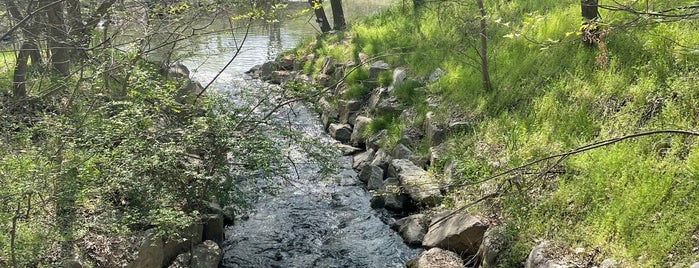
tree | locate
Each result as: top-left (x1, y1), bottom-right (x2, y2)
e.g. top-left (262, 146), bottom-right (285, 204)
top-left (475, 0), bottom-right (491, 91)
top-left (329, 0), bottom-right (346, 30)
top-left (581, 0), bottom-right (599, 45)
top-left (309, 0), bottom-right (331, 33)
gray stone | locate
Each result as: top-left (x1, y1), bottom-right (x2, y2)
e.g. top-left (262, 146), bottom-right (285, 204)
top-left (338, 100), bottom-right (362, 125)
top-left (222, 205), bottom-right (236, 225)
top-left (479, 225), bottom-right (505, 267)
top-left (425, 112), bottom-right (447, 146)
top-left (328, 123), bottom-right (352, 144)
top-left (61, 259), bottom-right (82, 268)
top-left (359, 165), bottom-right (383, 185)
top-left (370, 148), bottom-right (392, 170)
top-left (335, 143), bottom-right (362, 156)
top-left (128, 230), bottom-right (165, 268)
top-left (352, 148), bottom-right (375, 170)
top-left (376, 96), bottom-right (402, 114)
top-left (168, 62), bottom-right (190, 79)
top-left (399, 126), bottom-right (423, 148)
top-left (260, 61), bottom-right (279, 79)
top-left (390, 214), bottom-right (427, 246)
top-left (412, 248), bottom-right (464, 268)
top-left (428, 67), bottom-right (444, 83)
top-left (370, 195), bottom-right (385, 209)
top-left (448, 121), bottom-right (472, 134)
top-left (599, 259), bottom-right (619, 268)
top-left (321, 110), bottom-right (339, 131)
top-left (314, 73), bottom-right (332, 87)
top-left (383, 177), bottom-right (406, 211)
top-left (389, 159), bottom-right (442, 207)
top-left (366, 129), bottom-right (388, 151)
top-left (368, 87), bottom-right (389, 110)
top-left (429, 144), bottom-right (447, 166)
top-left (162, 222), bottom-right (204, 265)
top-left (203, 214), bottom-right (224, 246)
top-left (319, 56), bottom-right (336, 75)
top-left (278, 54), bottom-right (295, 70)
top-left (168, 252), bottom-right (191, 268)
top-left (392, 68), bottom-right (408, 87)
top-left (369, 60), bottom-right (390, 79)
top-left (350, 116), bottom-right (373, 147)
top-left (525, 241), bottom-right (566, 268)
top-left (423, 213), bottom-right (487, 256)
top-left (268, 70), bottom-right (296, 84)
top-left (392, 143), bottom-right (414, 160)
top-left (190, 240), bottom-right (222, 268)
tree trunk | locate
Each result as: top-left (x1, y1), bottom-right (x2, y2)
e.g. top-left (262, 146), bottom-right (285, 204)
top-left (412, 0), bottom-right (425, 9)
top-left (476, 0), bottom-right (491, 91)
top-left (308, 0), bottom-right (331, 33)
top-left (329, 0), bottom-right (346, 30)
top-left (12, 43), bottom-right (31, 99)
top-left (44, 0), bottom-right (70, 76)
top-left (581, 0), bottom-right (599, 45)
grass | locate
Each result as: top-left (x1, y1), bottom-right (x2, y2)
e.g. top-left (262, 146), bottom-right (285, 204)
top-left (296, 0), bottom-right (699, 266)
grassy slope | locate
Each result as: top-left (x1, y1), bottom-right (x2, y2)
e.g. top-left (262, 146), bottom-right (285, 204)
top-left (296, 0), bottom-right (699, 266)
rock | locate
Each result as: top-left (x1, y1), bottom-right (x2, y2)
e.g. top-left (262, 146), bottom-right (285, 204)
top-left (61, 259), bottom-right (82, 268)
top-left (359, 164), bottom-right (383, 184)
top-left (428, 67), bottom-right (444, 83)
top-left (268, 70), bottom-right (296, 84)
top-left (377, 96), bottom-right (402, 114)
top-left (168, 252), bottom-right (191, 268)
top-left (392, 68), bottom-right (408, 87)
top-left (525, 241), bottom-right (566, 268)
top-left (320, 56), bottom-right (336, 75)
top-left (350, 116), bottom-right (373, 147)
top-left (370, 148), bottom-right (392, 170)
top-left (389, 159), bottom-right (442, 207)
top-left (162, 222), bottom-right (204, 265)
top-left (599, 259), bottom-right (619, 268)
top-left (400, 126), bottom-right (423, 148)
top-left (297, 53), bottom-right (316, 71)
top-left (390, 214), bottom-right (427, 246)
top-left (338, 100), bottom-right (362, 125)
top-left (392, 143), bottom-right (414, 160)
top-left (352, 148), bottom-right (375, 170)
top-left (366, 129), bottom-right (388, 151)
top-left (202, 214), bottom-right (224, 246)
top-left (190, 240), bottom-right (222, 268)
top-left (425, 112), bottom-right (447, 146)
top-left (167, 62), bottom-right (190, 79)
top-left (328, 123), bottom-right (353, 144)
top-left (314, 73), bottom-right (332, 87)
top-left (413, 248), bottom-right (464, 268)
top-left (260, 61), bottom-right (279, 79)
top-left (368, 87), bottom-right (389, 110)
top-left (278, 54), bottom-right (295, 70)
top-left (479, 225), bottom-right (505, 267)
top-left (383, 177), bottom-right (407, 211)
top-left (423, 213), bottom-right (487, 256)
top-left (321, 110), bottom-right (339, 131)
top-left (358, 53), bottom-right (370, 65)
top-left (335, 143), bottom-right (362, 156)
top-left (129, 230), bottom-right (165, 268)
top-left (366, 167), bottom-right (385, 191)
top-left (429, 144), bottom-right (447, 166)
top-left (448, 121), bottom-right (472, 134)
top-left (369, 60), bottom-right (390, 79)
top-left (370, 195), bottom-right (385, 209)
top-left (222, 205), bottom-right (236, 225)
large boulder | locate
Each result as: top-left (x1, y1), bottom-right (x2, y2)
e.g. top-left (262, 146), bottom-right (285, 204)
top-left (382, 177), bottom-right (409, 212)
top-left (370, 148), bottom-right (392, 170)
top-left (350, 116), bottom-right (373, 147)
top-left (479, 225), bottom-right (505, 267)
top-left (190, 240), bottom-right (222, 268)
top-left (525, 241), bottom-right (566, 268)
top-left (390, 214), bottom-right (428, 246)
top-left (338, 100), bottom-right (362, 125)
top-left (129, 230), bottom-right (165, 268)
top-left (388, 159), bottom-right (442, 207)
top-left (162, 222), bottom-right (204, 265)
top-left (167, 62), bottom-right (190, 79)
top-left (328, 123), bottom-right (353, 144)
top-left (352, 148), bottom-right (375, 170)
top-left (366, 129), bottom-right (388, 151)
top-left (422, 213), bottom-right (487, 256)
top-left (358, 165), bottom-right (383, 186)
top-left (408, 248), bottom-right (464, 268)
top-left (424, 112), bottom-right (447, 146)
top-left (392, 143), bottom-right (414, 160)
top-left (202, 214), bottom-right (224, 246)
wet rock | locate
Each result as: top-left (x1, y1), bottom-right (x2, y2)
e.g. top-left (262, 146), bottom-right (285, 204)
top-left (369, 61), bottom-right (390, 79)
top-left (389, 159), bottom-right (442, 207)
top-left (202, 214), bottom-right (224, 246)
top-left (479, 225), bottom-right (505, 267)
top-left (370, 194), bottom-right (386, 209)
top-left (359, 165), bottom-right (384, 186)
top-left (370, 148), bottom-right (392, 170)
top-left (392, 143), bottom-right (414, 160)
top-left (320, 56), bottom-right (336, 75)
top-left (525, 241), bottom-right (566, 268)
top-left (428, 67), bottom-right (444, 83)
top-left (260, 61), bottom-right (280, 79)
top-left (268, 70), bottom-right (297, 84)
top-left (191, 240), bottom-right (222, 268)
top-left (425, 112), bottom-right (447, 146)
top-left (392, 68), bottom-right (408, 87)
top-left (423, 213), bottom-right (487, 256)
top-left (350, 116), bottom-right (373, 147)
top-left (328, 123), bottom-right (352, 144)
top-left (352, 148), bottom-right (375, 170)
top-left (390, 214), bottom-right (427, 246)
top-left (411, 248), bottom-right (464, 268)
top-left (366, 129), bottom-right (388, 151)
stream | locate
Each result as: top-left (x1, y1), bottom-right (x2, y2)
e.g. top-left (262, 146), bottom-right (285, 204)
top-left (178, 2), bottom-right (420, 267)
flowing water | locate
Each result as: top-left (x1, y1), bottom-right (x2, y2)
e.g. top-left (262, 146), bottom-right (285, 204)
top-left (178, 2), bottom-right (420, 267)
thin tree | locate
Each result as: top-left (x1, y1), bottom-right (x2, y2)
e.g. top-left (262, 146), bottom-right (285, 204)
top-left (581, 0), bottom-right (599, 45)
top-left (475, 0), bottom-right (491, 91)
top-left (309, 0), bottom-right (331, 33)
top-left (329, 0), bottom-right (346, 30)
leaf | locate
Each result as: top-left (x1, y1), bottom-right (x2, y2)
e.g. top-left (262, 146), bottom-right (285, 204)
top-left (503, 33), bottom-right (516, 39)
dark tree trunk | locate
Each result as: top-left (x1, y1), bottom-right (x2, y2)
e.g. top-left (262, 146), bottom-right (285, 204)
top-left (4, 0), bottom-right (42, 65)
top-left (12, 43), bottom-right (31, 99)
top-left (329, 0), bottom-right (346, 30)
top-left (412, 0), bottom-right (425, 9)
top-left (581, 0), bottom-right (599, 45)
top-left (476, 0), bottom-right (491, 91)
top-left (308, 0), bottom-right (331, 33)
top-left (44, 0), bottom-right (71, 76)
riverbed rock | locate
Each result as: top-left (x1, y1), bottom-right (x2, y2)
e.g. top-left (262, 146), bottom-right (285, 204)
top-left (479, 225), bottom-right (505, 267)
top-left (366, 129), bottom-right (388, 151)
top-left (335, 144), bottom-right (362, 156)
top-left (525, 241), bottom-right (566, 268)
top-left (369, 60), bottom-right (390, 79)
top-left (352, 148), bottom-right (375, 170)
top-left (390, 214), bottom-right (427, 246)
top-left (423, 213), bottom-right (487, 256)
top-left (162, 222), bottom-right (204, 265)
top-left (260, 61), bottom-right (280, 79)
top-left (222, 205), bottom-right (236, 225)
top-left (328, 123), bottom-right (352, 144)
top-left (383, 177), bottom-right (408, 211)
top-left (392, 143), bottom-right (414, 160)
top-left (190, 240), bottom-right (222, 268)
top-left (350, 116), bottom-right (373, 147)
top-left (359, 164), bottom-right (383, 185)
top-left (410, 248), bottom-right (464, 268)
top-left (129, 230), bottom-right (164, 268)
top-left (388, 159), bottom-right (442, 207)
top-left (370, 148), bottom-right (392, 170)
